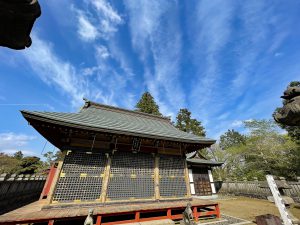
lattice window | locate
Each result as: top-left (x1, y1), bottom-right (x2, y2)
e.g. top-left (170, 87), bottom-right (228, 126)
top-left (158, 155), bottom-right (187, 198)
top-left (107, 152), bottom-right (155, 200)
top-left (52, 151), bottom-right (107, 203)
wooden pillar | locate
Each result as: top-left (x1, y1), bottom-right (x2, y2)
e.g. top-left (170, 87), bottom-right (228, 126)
top-left (167, 209), bottom-right (171, 219)
top-left (48, 220), bottom-right (54, 225)
top-left (193, 207), bottom-right (198, 222)
top-left (154, 155), bottom-right (160, 200)
top-left (96, 215), bottom-right (102, 225)
top-left (100, 155), bottom-right (112, 203)
top-left (184, 161), bottom-right (191, 197)
top-left (216, 204), bottom-right (221, 218)
top-left (47, 160), bottom-right (63, 204)
top-left (135, 212), bottom-right (140, 222)
top-left (40, 163), bottom-right (57, 200)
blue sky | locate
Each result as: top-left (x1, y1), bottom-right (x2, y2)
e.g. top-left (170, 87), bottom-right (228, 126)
top-left (0, 0), bottom-right (299, 158)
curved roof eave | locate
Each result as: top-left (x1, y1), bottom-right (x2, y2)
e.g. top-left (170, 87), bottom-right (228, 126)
top-left (21, 110), bottom-right (216, 145)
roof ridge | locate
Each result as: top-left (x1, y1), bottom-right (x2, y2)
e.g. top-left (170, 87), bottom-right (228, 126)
top-left (82, 98), bottom-right (172, 122)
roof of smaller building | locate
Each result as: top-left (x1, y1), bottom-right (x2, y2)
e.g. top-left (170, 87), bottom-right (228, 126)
top-left (186, 158), bottom-right (223, 166)
top-left (21, 99), bottom-right (216, 145)
top-left (186, 151), bottom-right (197, 159)
top-left (186, 151), bottom-right (223, 166)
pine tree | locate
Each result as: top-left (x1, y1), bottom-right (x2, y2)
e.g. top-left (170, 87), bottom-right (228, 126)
top-left (135, 92), bottom-right (162, 116)
top-left (175, 108), bottom-right (206, 136)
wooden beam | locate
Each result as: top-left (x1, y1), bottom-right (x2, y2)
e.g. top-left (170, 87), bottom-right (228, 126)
top-left (135, 212), bottom-right (140, 222)
top-left (96, 215), bottom-right (102, 225)
top-left (216, 204), bottom-right (221, 218)
top-left (193, 207), bottom-right (198, 222)
top-left (100, 155), bottom-right (112, 203)
top-left (154, 155), bottom-right (160, 200)
top-left (184, 160), bottom-right (192, 198)
top-left (47, 160), bottom-right (63, 204)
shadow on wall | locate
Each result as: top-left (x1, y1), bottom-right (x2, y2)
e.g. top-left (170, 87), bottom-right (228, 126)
top-left (0, 173), bottom-right (46, 215)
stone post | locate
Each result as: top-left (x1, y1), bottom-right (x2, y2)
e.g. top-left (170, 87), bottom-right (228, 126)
top-left (243, 177), bottom-right (248, 196)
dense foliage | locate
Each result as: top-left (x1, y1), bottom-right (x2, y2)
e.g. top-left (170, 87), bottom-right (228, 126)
top-left (135, 92), bottom-right (162, 116)
top-left (175, 108), bottom-right (206, 136)
top-left (219, 129), bottom-right (246, 150)
top-left (0, 150), bottom-right (63, 175)
top-left (207, 119), bottom-right (299, 180)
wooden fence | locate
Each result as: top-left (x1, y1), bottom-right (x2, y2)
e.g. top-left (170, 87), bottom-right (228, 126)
top-left (217, 177), bottom-right (300, 203)
top-left (0, 173), bottom-right (46, 215)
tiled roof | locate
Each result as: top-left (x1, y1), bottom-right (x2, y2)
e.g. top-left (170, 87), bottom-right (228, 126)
top-left (186, 158), bottom-right (223, 166)
top-left (21, 99), bottom-right (215, 144)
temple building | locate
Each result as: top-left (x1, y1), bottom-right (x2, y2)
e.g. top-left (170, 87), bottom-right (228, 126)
top-left (0, 99), bottom-right (222, 224)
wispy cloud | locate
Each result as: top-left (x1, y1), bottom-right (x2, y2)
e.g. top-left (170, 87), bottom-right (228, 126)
top-left (231, 120), bottom-right (243, 128)
top-left (22, 34), bottom-right (91, 107)
top-left (0, 132), bottom-right (36, 155)
top-left (21, 34), bottom-right (125, 108)
top-left (75, 0), bottom-right (123, 42)
top-left (96, 45), bottom-right (110, 59)
top-left (125, 1), bottom-right (185, 117)
top-left (189, 0), bottom-right (235, 113)
top-left (1, 149), bottom-right (38, 156)
top-left (77, 12), bottom-right (98, 41)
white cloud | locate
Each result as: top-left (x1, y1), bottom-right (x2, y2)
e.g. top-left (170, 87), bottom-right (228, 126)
top-left (22, 34), bottom-right (93, 107)
top-left (81, 66), bottom-right (101, 76)
top-left (77, 12), bottom-right (98, 41)
top-left (1, 149), bottom-right (38, 156)
top-left (75, 0), bottom-right (123, 42)
top-left (125, 1), bottom-right (186, 115)
top-left (0, 132), bottom-right (35, 152)
top-left (91, 0), bottom-right (122, 24)
top-left (231, 120), bottom-right (243, 127)
top-left (95, 45), bottom-right (110, 59)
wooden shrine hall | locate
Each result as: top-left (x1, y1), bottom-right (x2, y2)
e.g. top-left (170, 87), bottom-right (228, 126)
top-left (0, 99), bottom-right (221, 225)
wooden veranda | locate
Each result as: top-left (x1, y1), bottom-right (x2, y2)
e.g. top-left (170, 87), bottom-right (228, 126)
top-left (0, 198), bottom-right (220, 225)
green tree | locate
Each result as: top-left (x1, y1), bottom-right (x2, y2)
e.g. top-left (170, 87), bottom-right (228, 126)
top-left (215, 119), bottom-right (299, 180)
top-left (219, 129), bottom-right (246, 150)
top-left (242, 119), bottom-right (298, 179)
top-left (0, 153), bottom-right (20, 174)
top-left (175, 108), bottom-right (206, 136)
top-left (17, 156), bottom-right (42, 174)
top-left (135, 92), bottom-right (162, 116)
top-left (13, 151), bottom-right (23, 160)
top-left (43, 151), bottom-right (64, 166)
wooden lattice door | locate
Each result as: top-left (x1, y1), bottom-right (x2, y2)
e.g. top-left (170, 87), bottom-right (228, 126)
top-left (192, 167), bottom-right (212, 196)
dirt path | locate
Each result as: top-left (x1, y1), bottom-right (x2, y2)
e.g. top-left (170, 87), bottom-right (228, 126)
top-left (218, 196), bottom-right (300, 224)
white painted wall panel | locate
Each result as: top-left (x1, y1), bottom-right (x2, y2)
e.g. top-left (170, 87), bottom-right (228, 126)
top-left (208, 169), bottom-right (216, 194)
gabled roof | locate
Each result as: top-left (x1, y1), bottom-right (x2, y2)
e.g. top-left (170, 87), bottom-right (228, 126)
top-left (186, 158), bottom-right (223, 166)
top-left (186, 151), bottom-right (223, 166)
top-left (21, 99), bottom-right (216, 145)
